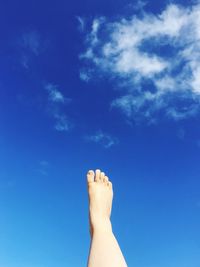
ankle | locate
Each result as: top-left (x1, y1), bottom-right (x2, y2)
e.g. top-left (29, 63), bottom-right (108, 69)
top-left (91, 217), bottom-right (112, 234)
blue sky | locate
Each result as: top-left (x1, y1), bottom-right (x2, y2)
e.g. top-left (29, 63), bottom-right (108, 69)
top-left (0, 0), bottom-right (200, 266)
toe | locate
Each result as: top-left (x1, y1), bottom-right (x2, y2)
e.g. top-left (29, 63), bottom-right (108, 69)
top-left (108, 181), bottom-right (112, 189)
top-left (100, 172), bottom-right (105, 182)
top-left (104, 175), bottom-right (109, 183)
top-left (95, 169), bottom-right (101, 182)
top-left (87, 170), bottom-right (95, 183)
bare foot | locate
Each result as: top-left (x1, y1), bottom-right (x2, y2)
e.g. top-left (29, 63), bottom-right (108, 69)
top-left (87, 169), bottom-right (113, 236)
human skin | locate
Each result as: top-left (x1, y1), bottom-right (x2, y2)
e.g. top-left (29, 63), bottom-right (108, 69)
top-left (87, 169), bottom-right (128, 267)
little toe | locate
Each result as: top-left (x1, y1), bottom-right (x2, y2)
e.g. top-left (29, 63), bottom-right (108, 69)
top-left (108, 181), bottom-right (113, 189)
top-left (95, 169), bottom-right (101, 182)
top-left (87, 170), bottom-right (95, 183)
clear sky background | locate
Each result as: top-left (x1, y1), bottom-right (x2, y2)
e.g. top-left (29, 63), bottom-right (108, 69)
top-left (0, 0), bottom-right (200, 266)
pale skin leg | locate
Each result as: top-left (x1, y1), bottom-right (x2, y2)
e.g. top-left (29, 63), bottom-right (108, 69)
top-left (87, 169), bottom-right (128, 267)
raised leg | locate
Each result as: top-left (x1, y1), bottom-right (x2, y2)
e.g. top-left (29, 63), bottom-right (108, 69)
top-left (87, 169), bottom-right (128, 267)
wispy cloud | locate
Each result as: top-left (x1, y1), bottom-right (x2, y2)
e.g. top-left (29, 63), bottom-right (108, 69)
top-left (85, 130), bottom-right (118, 148)
top-left (20, 54), bottom-right (29, 69)
top-left (54, 114), bottom-right (71, 131)
top-left (125, 0), bottom-right (147, 13)
top-left (81, 3), bottom-right (200, 122)
top-left (134, 0), bottom-right (147, 10)
top-left (76, 16), bottom-right (86, 32)
top-left (45, 83), bottom-right (72, 131)
top-left (79, 69), bottom-right (92, 82)
top-left (18, 30), bottom-right (47, 69)
top-left (20, 31), bottom-right (41, 55)
top-left (45, 83), bottom-right (67, 103)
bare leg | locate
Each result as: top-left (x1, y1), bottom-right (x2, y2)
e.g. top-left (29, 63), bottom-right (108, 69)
top-left (87, 169), bottom-right (128, 267)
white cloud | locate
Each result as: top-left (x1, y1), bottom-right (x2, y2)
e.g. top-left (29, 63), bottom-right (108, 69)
top-left (114, 49), bottom-right (168, 77)
top-left (90, 17), bottom-right (105, 46)
top-left (44, 83), bottom-right (72, 131)
top-left (166, 104), bottom-right (199, 120)
top-left (54, 114), bottom-right (72, 131)
top-left (76, 16), bottom-right (86, 32)
top-left (85, 131), bottom-right (118, 148)
top-left (45, 83), bottom-right (67, 103)
top-left (81, 3), bottom-right (200, 121)
top-left (80, 69), bottom-right (91, 82)
top-left (132, 0), bottom-right (147, 11)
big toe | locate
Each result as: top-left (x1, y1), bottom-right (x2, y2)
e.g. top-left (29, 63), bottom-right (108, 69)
top-left (87, 170), bottom-right (95, 183)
